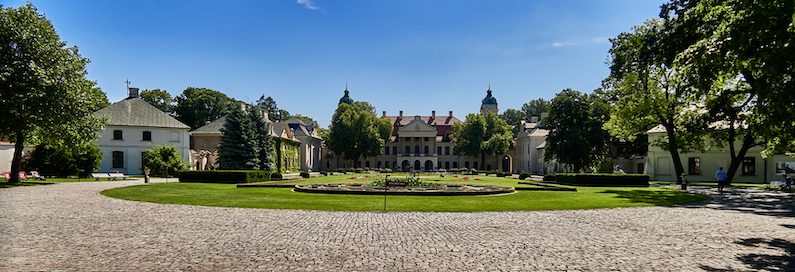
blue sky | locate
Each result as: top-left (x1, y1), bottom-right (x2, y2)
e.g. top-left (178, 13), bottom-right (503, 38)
top-left (7, 0), bottom-right (663, 127)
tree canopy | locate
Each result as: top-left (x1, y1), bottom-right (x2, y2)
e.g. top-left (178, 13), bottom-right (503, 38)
top-left (218, 105), bottom-right (260, 170)
top-left (256, 95), bottom-right (290, 122)
top-left (327, 101), bottom-right (392, 162)
top-left (521, 98), bottom-right (551, 123)
top-left (142, 145), bottom-right (187, 177)
top-left (499, 108), bottom-right (525, 137)
top-left (452, 112), bottom-right (513, 170)
top-left (173, 87), bottom-right (237, 129)
top-left (140, 89), bottom-right (173, 112)
top-left (0, 3), bottom-right (108, 182)
top-left (545, 89), bottom-right (611, 172)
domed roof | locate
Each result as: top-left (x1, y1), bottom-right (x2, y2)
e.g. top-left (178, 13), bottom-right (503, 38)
top-left (481, 89), bottom-right (497, 105)
top-left (338, 89), bottom-right (353, 105)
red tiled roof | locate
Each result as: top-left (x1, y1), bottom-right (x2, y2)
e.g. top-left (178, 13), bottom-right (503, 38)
top-left (385, 115), bottom-right (461, 126)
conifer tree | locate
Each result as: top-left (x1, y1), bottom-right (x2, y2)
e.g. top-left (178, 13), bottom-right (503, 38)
top-left (249, 107), bottom-right (275, 171)
top-left (218, 106), bottom-right (260, 169)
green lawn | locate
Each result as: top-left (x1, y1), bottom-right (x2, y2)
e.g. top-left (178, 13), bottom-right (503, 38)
top-left (101, 174), bottom-right (707, 212)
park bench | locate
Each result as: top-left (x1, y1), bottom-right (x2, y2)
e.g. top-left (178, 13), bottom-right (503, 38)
top-left (91, 173), bottom-right (111, 181)
top-left (108, 172), bottom-right (128, 180)
top-left (29, 171), bottom-right (46, 180)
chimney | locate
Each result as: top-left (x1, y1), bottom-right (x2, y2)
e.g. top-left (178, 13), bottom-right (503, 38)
top-left (260, 109), bottom-right (270, 121)
top-left (239, 102), bottom-right (247, 111)
top-left (431, 110), bottom-right (436, 119)
top-left (399, 110), bottom-right (403, 118)
top-left (128, 87), bottom-right (139, 98)
top-left (382, 111), bottom-right (386, 118)
top-left (448, 110), bottom-right (453, 117)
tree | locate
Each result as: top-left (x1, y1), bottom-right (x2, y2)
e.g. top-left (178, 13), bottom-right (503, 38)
top-left (604, 19), bottom-right (705, 183)
top-left (0, 3), bottom-right (108, 183)
top-left (452, 112), bottom-right (513, 169)
top-left (142, 145), bottom-right (187, 177)
top-left (660, 0), bottom-right (795, 183)
top-left (290, 114), bottom-right (315, 124)
top-left (521, 98), bottom-right (551, 123)
top-left (327, 102), bottom-right (389, 163)
top-left (256, 95), bottom-right (290, 122)
top-left (545, 89), bottom-right (611, 172)
top-left (140, 89), bottom-right (173, 112)
top-left (499, 108), bottom-right (525, 137)
top-left (27, 143), bottom-right (102, 178)
top-left (173, 87), bottom-right (237, 129)
top-left (218, 106), bottom-right (260, 169)
top-left (248, 106), bottom-right (274, 171)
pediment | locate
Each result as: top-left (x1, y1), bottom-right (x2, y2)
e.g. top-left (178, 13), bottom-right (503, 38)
top-left (398, 116), bottom-right (436, 133)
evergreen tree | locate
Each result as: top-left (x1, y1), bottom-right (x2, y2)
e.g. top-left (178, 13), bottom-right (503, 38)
top-left (218, 106), bottom-right (260, 170)
top-left (249, 107), bottom-right (275, 171)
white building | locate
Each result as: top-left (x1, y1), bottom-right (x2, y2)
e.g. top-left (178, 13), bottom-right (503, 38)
top-left (644, 125), bottom-right (793, 183)
top-left (93, 88), bottom-right (190, 175)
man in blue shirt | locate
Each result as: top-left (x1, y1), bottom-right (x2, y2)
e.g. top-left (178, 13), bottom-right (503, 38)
top-left (715, 167), bottom-right (727, 193)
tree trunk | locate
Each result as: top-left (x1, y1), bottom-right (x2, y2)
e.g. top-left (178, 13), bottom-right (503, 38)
top-left (480, 152), bottom-right (485, 170)
top-left (725, 133), bottom-right (755, 185)
top-left (664, 125), bottom-right (685, 184)
top-left (8, 131), bottom-right (25, 184)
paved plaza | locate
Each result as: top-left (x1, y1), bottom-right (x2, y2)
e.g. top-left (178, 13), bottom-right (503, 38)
top-left (1, 180), bottom-right (794, 271)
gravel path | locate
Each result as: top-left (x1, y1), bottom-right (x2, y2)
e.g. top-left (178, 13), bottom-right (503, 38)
top-left (1, 181), bottom-right (793, 271)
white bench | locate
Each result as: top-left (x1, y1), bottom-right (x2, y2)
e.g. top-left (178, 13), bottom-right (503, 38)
top-left (108, 172), bottom-right (128, 180)
top-left (768, 180), bottom-right (788, 188)
top-left (91, 173), bottom-right (110, 180)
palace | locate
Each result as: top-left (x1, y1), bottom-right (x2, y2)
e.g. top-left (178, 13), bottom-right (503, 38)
top-left (324, 88), bottom-right (530, 172)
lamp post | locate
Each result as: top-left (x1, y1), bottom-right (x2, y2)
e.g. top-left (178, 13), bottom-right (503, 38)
top-left (383, 175), bottom-right (389, 213)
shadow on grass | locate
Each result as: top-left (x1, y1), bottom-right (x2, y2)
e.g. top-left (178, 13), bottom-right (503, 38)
top-left (601, 190), bottom-right (707, 206)
top-left (700, 236), bottom-right (795, 271)
top-left (0, 181), bottom-right (54, 188)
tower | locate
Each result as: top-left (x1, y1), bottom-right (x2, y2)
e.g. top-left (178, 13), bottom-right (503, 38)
top-left (338, 86), bottom-right (354, 105)
top-left (480, 86), bottom-right (498, 114)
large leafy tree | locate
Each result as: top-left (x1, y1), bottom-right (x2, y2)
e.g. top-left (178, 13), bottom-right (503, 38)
top-left (660, 0), bottom-right (795, 183)
top-left (173, 87), bottom-right (237, 129)
top-left (452, 112), bottom-right (513, 170)
top-left (545, 89), bottom-right (612, 172)
top-left (499, 108), bottom-right (525, 137)
top-left (27, 143), bottom-right (102, 178)
top-left (604, 19), bottom-right (705, 182)
top-left (327, 102), bottom-right (391, 162)
top-left (0, 3), bottom-right (108, 183)
top-left (140, 89), bottom-right (173, 112)
top-left (218, 106), bottom-right (260, 170)
top-left (256, 95), bottom-right (290, 122)
top-left (521, 98), bottom-right (551, 123)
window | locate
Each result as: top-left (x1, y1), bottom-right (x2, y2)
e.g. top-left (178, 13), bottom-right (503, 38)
top-left (377, 161), bottom-right (382, 168)
top-left (445, 146), bottom-right (450, 155)
top-left (392, 146), bottom-right (397, 155)
top-left (414, 145), bottom-right (420, 154)
top-left (112, 151), bottom-right (124, 169)
top-left (142, 131), bottom-right (152, 141)
top-left (385, 161), bottom-right (390, 168)
top-left (445, 162), bottom-right (450, 169)
top-left (113, 130), bottom-right (123, 140)
top-left (405, 146), bottom-right (410, 154)
top-left (384, 146), bottom-right (389, 155)
top-left (365, 161), bottom-right (370, 168)
top-left (424, 146), bottom-right (429, 154)
top-left (742, 157), bottom-right (756, 176)
top-left (464, 162), bottom-right (470, 169)
top-left (688, 157), bottom-right (701, 175)
top-left (453, 162), bottom-right (458, 168)
top-left (473, 162), bottom-right (479, 169)
top-left (437, 146), bottom-right (442, 155)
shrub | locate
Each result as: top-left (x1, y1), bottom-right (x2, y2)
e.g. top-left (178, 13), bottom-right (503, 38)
top-left (300, 171), bottom-right (310, 178)
top-left (27, 143), bottom-right (102, 178)
top-left (380, 168), bottom-right (393, 173)
top-left (143, 145), bottom-right (188, 177)
top-left (320, 171), bottom-right (328, 176)
top-left (519, 172), bottom-right (531, 180)
top-left (554, 173), bottom-right (649, 186)
top-left (178, 170), bottom-right (272, 183)
top-left (543, 174), bottom-right (556, 182)
top-left (270, 172), bottom-right (283, 180)
top-left (496, 172), bottom-right (506, 177)
top-left (450, 168), bottom-right (460, 172)
top-left (353, 168), bottom-right (363, 173)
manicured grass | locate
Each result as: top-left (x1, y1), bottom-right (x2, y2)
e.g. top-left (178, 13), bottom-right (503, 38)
top-left (651, 181), bottom-right (768, 188)
top-left (101, 174), bottom-right (707, 212)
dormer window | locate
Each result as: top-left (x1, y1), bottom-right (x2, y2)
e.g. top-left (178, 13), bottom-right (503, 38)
top-left (113, 130), bottom-right (123, 140)
top-left (142, 131), bottom-right (152, 141)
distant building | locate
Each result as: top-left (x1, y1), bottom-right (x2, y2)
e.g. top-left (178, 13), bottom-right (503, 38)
top-left (93, 87), bottom-right (191, 175)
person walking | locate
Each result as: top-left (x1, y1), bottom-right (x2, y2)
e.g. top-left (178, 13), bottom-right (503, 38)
top-left (715, 167), bottom-right (727, 193)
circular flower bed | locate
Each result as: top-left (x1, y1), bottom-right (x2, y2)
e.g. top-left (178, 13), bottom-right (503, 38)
top-left (293, 183), bottom-right (515, 196)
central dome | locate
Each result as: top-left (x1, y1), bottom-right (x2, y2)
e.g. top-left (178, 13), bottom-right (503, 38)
top-left (482, 90), bottom-right (497, 105)
top-left (338, 89), bottom-right (354, 105)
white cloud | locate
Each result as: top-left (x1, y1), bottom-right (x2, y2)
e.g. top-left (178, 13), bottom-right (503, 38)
top-left (551, 42), bottom-right (574, 48)
top-left (297, 0), bottom-right (319, 10)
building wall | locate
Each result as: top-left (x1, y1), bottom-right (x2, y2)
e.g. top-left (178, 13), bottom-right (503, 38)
top-left (645, 132), bottom-right (792, 183)
top-left (275, 139), bottom-right (301, 173)
top-left (96, 125), bottom-right (190, 175)
top-left (192, 134), bottom-right (221, 152)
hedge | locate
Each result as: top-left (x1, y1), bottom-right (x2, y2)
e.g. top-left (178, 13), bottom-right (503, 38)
top-left (178, 170), bottom-right (272, 184)
top-left (553, 173), bottom-right (649, 186)
top-left (543, 174), bottom-right (556, 182)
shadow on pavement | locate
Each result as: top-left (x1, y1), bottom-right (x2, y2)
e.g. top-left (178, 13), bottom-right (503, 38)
top-left (700, 236), bottom-right (795, 272)
top-left (678, 187), bottom-right (795, 218)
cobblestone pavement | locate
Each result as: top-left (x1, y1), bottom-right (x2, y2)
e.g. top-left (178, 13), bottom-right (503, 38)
top-left (1, 181), bottom-right (794, 271)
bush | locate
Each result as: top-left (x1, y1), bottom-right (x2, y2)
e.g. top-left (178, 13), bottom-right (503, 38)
top-left (27, 143), bottom-right (102, 178)
top-left (143, 145), bottom-right (188, 177)
top-left (320, 171), bottom-right (328, 176)
top-left (380, 168), bottom-right (393, 173)
top-left (496, 172), bottom-right (506, 177)
top-left (519, 172), bottom-right (531, 180)
top-left (270, 172), bottom-right (283, 180)
top-left (178, 170), bottom-right (272, 183)
top-left (554, 173), bottom-right (649, 186)
top-left (353, 168), bottom-right (364, 173)
top-left (299, 171), bottom-right (310, 178)
top-left (543, 174), bottom-right (556, 182)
